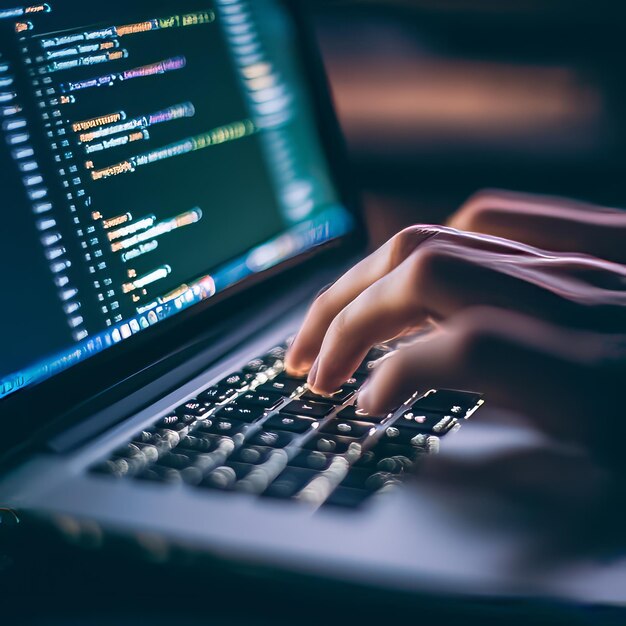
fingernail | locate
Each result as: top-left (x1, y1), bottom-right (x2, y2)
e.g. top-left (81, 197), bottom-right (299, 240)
top-left (307, 357), bottom-right (319, 388)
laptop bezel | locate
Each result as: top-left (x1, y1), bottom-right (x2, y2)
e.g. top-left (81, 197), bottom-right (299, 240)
top-left (0, 0), bottom-right (366, 457)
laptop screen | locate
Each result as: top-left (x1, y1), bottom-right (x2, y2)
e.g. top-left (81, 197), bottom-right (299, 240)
top-left (0, 1), bottom-right (354, 400)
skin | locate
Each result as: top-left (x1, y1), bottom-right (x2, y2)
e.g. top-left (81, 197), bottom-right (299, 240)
top-left (285, 192), bottom-right (626, 468)
top-left (450, 188), bottom-right (626, 264)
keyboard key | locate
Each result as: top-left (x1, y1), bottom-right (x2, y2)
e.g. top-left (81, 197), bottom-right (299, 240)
top-left (340, 467), bottom-right (376, 490)
top-left (264, 345), bottom-right (286, 364)
top-left (156, 420), bottom-right (188, 433)
top-left (355, 443), bottom-right (425, 470)
top-left (157, 413), bottom-right (196, 430)
top-left (375, 454), bottom-right (416, 474)
top-left (289, 450), bottom-right (333, 471)
top-left (381, 425), bottom-right (434, 447)
top-left (199, 461), bottom-right (258, 491)
top-left (198, 385), bottom-right (237, 405)
top-left (281, 400), bottom-right (334, 419)
top-left (353, 449), bottom-right (379, 468)
top-left (257, 379), bottom-right (303, 396)
top-left (113, 442), bottom-right (148, 461)
top-left (226, 462), bottom-right (257, 479)
top-left (336, 405), bottom-right (387, 423)
top-left (304, 434), bottom-right (354, 454)
top-left (199, 466), bottom-right (239, 490)
top-left (342, 373), bottom-right (367, 389)
top-left (133, 430), bottom-right (159, 445)
top-left (216, 371), bottom-right (255, 389)
top-left (412, 390), bottom-right (482, 417)
top-left (215, 404), bottom-right (264, 423)
top-left (134, 465), bottom-right (183, 484)
top-left (231, 445), bottom-right (273, 465)
top-left (250, 429), bottom-right (298, 448)
top-left (157, 452), bottom-right (194, 470)
top-left (178, 434), bottom-right (220, 453)
top-left (264, 467), bottom-right (317, 499)
top-left (363, 471), bottom-right (402, 492)
top-left (396, 411), bottom-right (458, 434)
top-left (237, 390), bottom-right (282, 409)
top-left (196, 417), bottom-right (247, 436)
top-left (137, 429), bottom-right (180, 452)
top-left (301, 387), bottom-right (354, 404)
top-left (264, 414), bottom-right (317, 434)
top-left (235, 449), bottom-right (290, 494)
top-left (91, 458), bottom-right (134, 478)
top-left (127, 442), bottom-right (159, 464)
top-left (243, 358), bottom-right (269, 374)
top-left (354, 443), bottom-right (427, 473)
top-left (337, 466), bottom-right (400, 492)
top-left (320, 419), bottom-right (373, 439)
top-left (176, 400), bottom-right (211, 417)
top-left (355, 346), bottom-right (393, 375)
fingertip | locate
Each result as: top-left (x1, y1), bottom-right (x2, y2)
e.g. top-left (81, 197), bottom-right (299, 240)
top-left (283, 355), bottom-right (305, 377)
top-left (284, 364), bottom-right (308, 378)
top-left (357, 376), bottom-right (394, 415)
top-left (284, 341), bottom-right (313, 377)
top-left (357, 387), bottom-right (393, 416)
top-left (309, 365), bottom-right (342, 397)
top-left (357, 353), bottom-right (408, 415)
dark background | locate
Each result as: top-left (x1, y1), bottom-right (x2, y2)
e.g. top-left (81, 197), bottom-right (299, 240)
top-left (3, 0), bottom-right (626, 623)
top-left (308, 0), bottom-right (626, 245)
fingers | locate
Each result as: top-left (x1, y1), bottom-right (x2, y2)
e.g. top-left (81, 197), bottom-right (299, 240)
top-left (307, 238), bottom-right (619, 394)
top-left (449, 189), bottom-right (626, 264)
top-left (307, 242), bottom-right (522, 393)
top-left (285, 226), bottom-right (441, 375)
top-left (286, 225), bottom-right (546, 378)
top-left (358, 307), bottom-right (605, 442)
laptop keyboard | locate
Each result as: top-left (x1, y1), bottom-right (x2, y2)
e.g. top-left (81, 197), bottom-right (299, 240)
top-left (90, 340), bottom-right (483, 509)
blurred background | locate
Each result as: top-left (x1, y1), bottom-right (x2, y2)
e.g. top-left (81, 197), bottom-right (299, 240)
top-left (306, 0), bottom-right (626, 245)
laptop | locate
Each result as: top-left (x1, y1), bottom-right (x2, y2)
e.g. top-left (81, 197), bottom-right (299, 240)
top-left (1, 0), bottom-right (625, 612)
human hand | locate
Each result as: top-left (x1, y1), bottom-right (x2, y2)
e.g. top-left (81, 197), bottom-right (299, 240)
top-left (285, 226), bottom-right (626, 467)
top-left (449, 189), bottom-right (626, 264)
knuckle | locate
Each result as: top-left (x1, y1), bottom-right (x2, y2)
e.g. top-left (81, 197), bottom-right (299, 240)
top-left (407, 244), bottom-right (449, 289)
top-left (387, 226), bottom-right (438, 269)
top-left (309, 289), bottom-right (332, 316)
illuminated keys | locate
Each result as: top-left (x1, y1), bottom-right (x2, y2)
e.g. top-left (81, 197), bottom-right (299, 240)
top-left (281, 400), bottom-right (334, 419)
top-left (2, 118), bottom-right (25, 131)
top-left (6, 131), bottom-right (29, 144)
top-left (264, 415), bottom-right (317, 434)
top-left (12, 147), bottom-right (34, 159)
